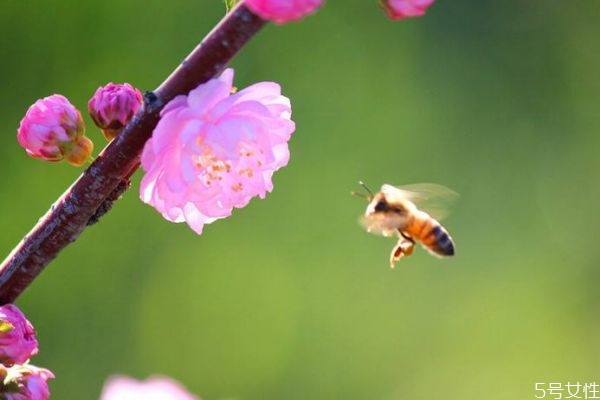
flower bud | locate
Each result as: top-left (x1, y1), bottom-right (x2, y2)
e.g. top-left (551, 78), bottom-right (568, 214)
top-left (17, 94), bottom-right (93, 166)
top-left (0, 364), bottom-right (54, 400)
top-left (0, 305), bottom-right (38, 366)
top-left (88, 83), bottom-right (143, 140)
top-left (380, 0), bottom-right (434, 20)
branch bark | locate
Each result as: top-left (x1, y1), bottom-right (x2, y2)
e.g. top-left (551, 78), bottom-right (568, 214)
top-left (0, 3), bottom-right (266, 304)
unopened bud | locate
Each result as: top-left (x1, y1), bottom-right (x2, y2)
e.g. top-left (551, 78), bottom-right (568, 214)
top-left (17, 95), bottom-right (93, 166)
top-left (88, 83), bottom-right (143, 140)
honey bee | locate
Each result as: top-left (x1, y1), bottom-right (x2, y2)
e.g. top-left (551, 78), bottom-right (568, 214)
top-left (355, 182), bottom-right (456, 268)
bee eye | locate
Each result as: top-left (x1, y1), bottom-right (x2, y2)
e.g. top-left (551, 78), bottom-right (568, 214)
top-left (374, 201), bottom-right (387, 212)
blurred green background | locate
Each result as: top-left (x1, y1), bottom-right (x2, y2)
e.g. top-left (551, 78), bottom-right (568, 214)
top-left (2, 1), bottom-right (600, 398)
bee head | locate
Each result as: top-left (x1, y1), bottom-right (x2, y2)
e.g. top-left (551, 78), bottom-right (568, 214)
top-left (369, 192), bottom-right (389, 214)
top-left (353, 181), bottom-right (410, 217)
top-left (366, 192), bottom-right (408, 217)
top-left (359, 190), bottom-right (411, 236)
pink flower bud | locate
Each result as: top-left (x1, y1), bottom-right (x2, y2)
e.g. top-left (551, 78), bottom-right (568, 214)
top-left (0, 364), bottom-right (54, 400)
top-left (0, 305), bottom-right (38, 366)
top-left (380, 0), bottom-right (435, 20)
top-left (88, 83), bottom-right (143, 140)
top-left (17, 94), bottom-right (93, 166)
top-left (100, 375), bottom-right (199, 400)
top-left (245, 0), bottom-right (323, 24)
top-left (140, 68), bottom-right (295, 234)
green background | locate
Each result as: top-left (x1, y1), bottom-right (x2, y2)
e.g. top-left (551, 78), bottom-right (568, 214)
top-left (1, 1), bottom-right (600, 398)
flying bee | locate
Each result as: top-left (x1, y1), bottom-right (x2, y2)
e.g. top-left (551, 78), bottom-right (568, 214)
top-left (354, 182), bottom-right (457, 268)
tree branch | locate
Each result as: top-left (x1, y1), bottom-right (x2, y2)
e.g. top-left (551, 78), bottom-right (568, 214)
top-left (0, 3), bottom-right (266, 304)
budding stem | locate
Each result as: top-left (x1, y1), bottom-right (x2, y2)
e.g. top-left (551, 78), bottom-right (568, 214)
top-left (0, 3), bottom-right (266, 303)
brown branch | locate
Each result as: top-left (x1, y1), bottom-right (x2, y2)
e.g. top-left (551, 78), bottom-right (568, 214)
top-left (0, 3), bottom-right (266, 304)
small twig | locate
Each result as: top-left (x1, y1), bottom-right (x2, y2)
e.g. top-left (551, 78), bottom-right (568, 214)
top-left (0, 3), bottom-right (266, 304)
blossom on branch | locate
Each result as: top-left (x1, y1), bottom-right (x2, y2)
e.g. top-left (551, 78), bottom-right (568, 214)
top-left (88, 83), bottom-right (143, 140)
top-left (245, 0), bottom-right (323, 24)
top-left (380, 0), bottom-right (435, 20)
top-left (140, 68), bottom-right (295, 234)
top-left (17, 95), bottom-right (93, 167)
top-left (0, 305), bottom-right (38, 366)
top-left (100, 375), bottom-right (199, 400)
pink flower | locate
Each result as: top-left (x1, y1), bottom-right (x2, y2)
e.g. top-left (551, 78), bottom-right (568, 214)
top-left (0, 364), bottom-right (54, 400)
top-left (380, 0), bottom-right (435, 20)
top-left (0, 305), bottom-right (38, 366)
top-left (245, 0), bottom-right (323, 24)
top-left (140, 68), bottom-right (295, 234)
top-left (100, 375), bottom-right (199, 400)
top-left (88, 83), bottom-right (144, 140)
top-left (17, 94), bottom-right (93, 166)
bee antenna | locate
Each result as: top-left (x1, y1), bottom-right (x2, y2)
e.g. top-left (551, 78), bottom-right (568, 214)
top-left (351, 181), bottom-right (373, 200)
top-left (351, 191), bottom-right (367, 199)
top-left (358, 181), bottom-right (374, 196)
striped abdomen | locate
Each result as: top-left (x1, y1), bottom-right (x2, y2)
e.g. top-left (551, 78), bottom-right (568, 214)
top-left (403, 212), bottom-right (455, 257)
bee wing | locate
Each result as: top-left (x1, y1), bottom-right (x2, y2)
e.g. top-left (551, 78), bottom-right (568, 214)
top-left (381, 183), bottom-right (458, 221)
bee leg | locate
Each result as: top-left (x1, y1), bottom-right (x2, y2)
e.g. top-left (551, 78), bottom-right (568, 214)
top-left (389, 236), bottom-right (415, 268)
